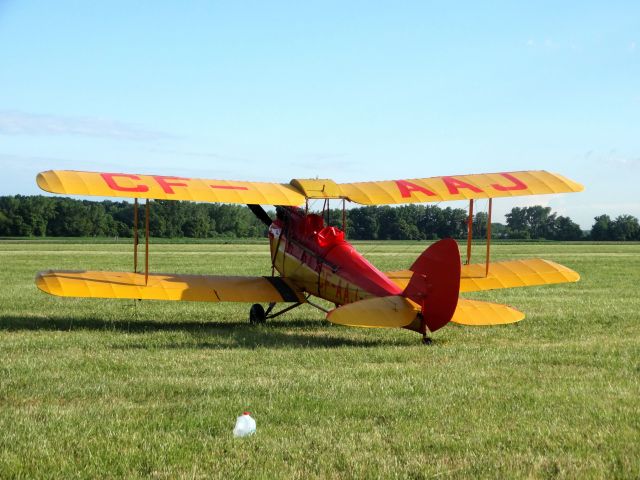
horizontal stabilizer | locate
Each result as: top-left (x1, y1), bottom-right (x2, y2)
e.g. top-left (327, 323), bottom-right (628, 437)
top-left (327, 296), bottom-right (418, 328)
top-left (452, 298), bottom-right (525, 326)
top-left (36, 270), bottom-right (304, 303)
top-left (386, 258), bottom-right (580, 293)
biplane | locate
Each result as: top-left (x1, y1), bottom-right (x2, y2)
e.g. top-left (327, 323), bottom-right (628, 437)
top-left (35, 169), bottom-right (583, 343)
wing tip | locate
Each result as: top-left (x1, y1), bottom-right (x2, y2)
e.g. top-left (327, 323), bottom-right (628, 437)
top-left (545, 260), bottom-right (581, 283)
top-left (36, 171), bottom-right (55, 193)
top-left (548, 171), bottom-right (585, 192)
top-left (35, 270), bottom-right (55, 296)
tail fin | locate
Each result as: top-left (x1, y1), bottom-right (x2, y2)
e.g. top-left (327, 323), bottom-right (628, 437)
top-left (403, 238), bottom-right (461, 332)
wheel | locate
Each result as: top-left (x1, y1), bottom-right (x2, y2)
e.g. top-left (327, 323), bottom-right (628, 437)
top-left (249, 303), bottom-right (266, 324)
top-left (422, 336), bottom-right (433, 346)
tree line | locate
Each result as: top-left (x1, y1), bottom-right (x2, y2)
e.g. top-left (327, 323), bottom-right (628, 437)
top-left (1, 195), bottom-right (639, 241)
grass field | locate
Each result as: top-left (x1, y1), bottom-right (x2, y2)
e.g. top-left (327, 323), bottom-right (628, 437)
top-left (0, 240), bottom-right (638, 479)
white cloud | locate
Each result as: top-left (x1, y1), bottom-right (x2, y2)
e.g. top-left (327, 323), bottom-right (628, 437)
top-left (608, 157), bottom-right (640, 168)
top-left (0, 111), bottom-right (176, 141)
top-left (586, 149), bottom-right (640, 169)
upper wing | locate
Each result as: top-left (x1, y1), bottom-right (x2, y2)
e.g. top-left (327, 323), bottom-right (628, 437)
top-left (37, 170), bottom-right (305, 206)
top-left (385, 258), bottom-right (580, 293)
top-left (36, 270), bottom-right (305, 303)
top-left (37, 169), bottom-right (581, 206)
top-left (337, 171), bottom-right (583, 204)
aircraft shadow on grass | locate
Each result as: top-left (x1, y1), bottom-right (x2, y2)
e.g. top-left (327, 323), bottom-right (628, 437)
top-left (0, 314), bottom-right (410, 349)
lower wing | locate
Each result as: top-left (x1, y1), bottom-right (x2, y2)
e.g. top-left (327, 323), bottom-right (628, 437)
top-left (385, 258), bottom-right (580, 293)
top-left (36, 270), bottom-right (305, 303)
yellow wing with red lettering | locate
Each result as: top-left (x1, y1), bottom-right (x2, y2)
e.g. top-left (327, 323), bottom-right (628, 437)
top-left (37, 169), bottom-right (581, 205)
top-left (37, 170), bottom-right (305, 206)
top-left (338, 171), bottom-right (583, 204)
top-left (385, 258), bottom-right (580, 293)
top-left (36, 270), bottom-right (305, 303)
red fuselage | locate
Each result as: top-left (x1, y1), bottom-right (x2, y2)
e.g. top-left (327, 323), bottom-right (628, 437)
top-left (268, 207), bottom-right (401, 305)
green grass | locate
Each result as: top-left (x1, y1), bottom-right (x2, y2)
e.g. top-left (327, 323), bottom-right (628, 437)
top-left (0, 240), bottom-right (638, 479)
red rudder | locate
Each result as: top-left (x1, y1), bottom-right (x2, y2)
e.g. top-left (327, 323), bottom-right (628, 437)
top-left (403, 238), bottom-right (461, 332)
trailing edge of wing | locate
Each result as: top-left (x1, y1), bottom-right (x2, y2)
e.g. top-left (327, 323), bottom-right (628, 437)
top-left (452, 298), bottom-right (525, 326)
top-left (327, 295), bottom-right (418, 328)
top-left (338, 170), bottom-right (583, 205)
top-left (37, 170), bottom-right (306, 206)
top-left (36, 270), bottom-right (305, 303)
top-left (385, 258), bottom-right (580, 293)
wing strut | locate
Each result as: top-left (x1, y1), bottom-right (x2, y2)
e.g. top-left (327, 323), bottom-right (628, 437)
top-left (342, 199), bottom-right (347, 233)
top-left (133, 198), bottom-right (139, 273)
top-left (145, 199), bottom-right (150, 285)
top-left (466, 199), bottom-right (474, 265)
top-left (247, 204), bottom-right (272, 226)
top-left (485, 198), bottom-right (492, 277)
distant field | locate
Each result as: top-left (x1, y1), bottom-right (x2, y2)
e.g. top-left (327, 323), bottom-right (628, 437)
top-left (0, 240), bottom-right (638, 478)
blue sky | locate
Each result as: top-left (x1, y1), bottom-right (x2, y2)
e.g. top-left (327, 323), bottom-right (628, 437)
top-left (1, 1), bottom-right (638, 228)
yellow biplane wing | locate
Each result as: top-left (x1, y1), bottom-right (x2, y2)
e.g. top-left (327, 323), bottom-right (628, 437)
top-left (385, 258), bottom-right (580, 293)
top-left (37, 170), bottom-right (306, 206)
top-left (336, 170), bottom-right (583, 204)
top-left (37, 169), bottom-right (582, 205)
top-left (36, 270), bottom-right (305, 303)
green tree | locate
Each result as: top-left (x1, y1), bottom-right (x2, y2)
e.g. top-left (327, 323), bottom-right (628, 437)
top-left (417, 205), bottom-right (443, 239)
top-left (610, 215), bottom-right (640, 241)
top-left (549, 215), bottom-right (583, 240)
top-left (472, 211), bottom-right (488, 238)
top-left (437, 207), bottom-right (467, 239)
top-left (591, 214), bottom-right (611, 240)
top-left (347, 207), bottom-right (379, 240)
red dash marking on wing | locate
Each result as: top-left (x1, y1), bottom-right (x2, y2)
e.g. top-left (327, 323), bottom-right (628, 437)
top-left (210, 185), bottom-right (249, 190)
top-left (395, 180), bottom-right (436, 198)
top-left (442, 176), bottom-right (483, 194)
top-left (491, 173), bottom-right (528, 191)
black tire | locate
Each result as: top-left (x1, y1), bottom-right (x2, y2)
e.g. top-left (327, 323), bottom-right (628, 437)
top-left (249, 304), bottom-right (266, 324)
